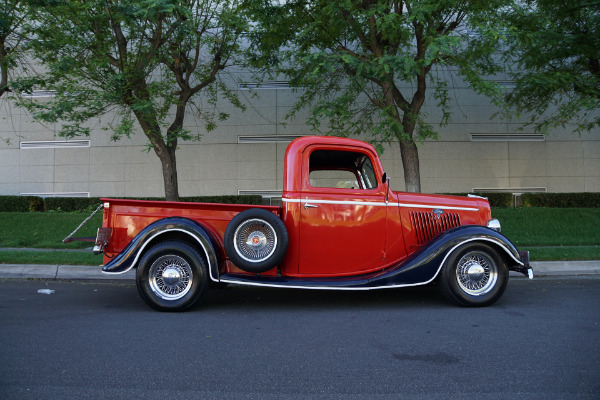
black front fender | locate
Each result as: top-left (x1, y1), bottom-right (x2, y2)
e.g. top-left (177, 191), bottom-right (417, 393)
top-left (214, 226), bottom-right (529, 290)
top-left (370, 225), bottom-right (527, 287)
top-left (101, 217), bottom-right (220, 281)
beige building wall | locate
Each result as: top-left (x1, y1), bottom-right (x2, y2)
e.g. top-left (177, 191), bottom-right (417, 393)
top-left (1, 73), bottom-right (599, 198)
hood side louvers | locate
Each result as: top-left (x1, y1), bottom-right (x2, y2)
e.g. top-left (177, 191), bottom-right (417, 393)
top-left (410, 211), bottom-right (461, 245)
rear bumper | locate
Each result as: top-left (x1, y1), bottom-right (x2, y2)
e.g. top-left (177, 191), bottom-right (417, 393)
top-left (92, 228), bottom-right (112, 255)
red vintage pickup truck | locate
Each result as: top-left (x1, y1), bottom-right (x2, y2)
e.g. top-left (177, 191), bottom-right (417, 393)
top-left (92, 136), bottom-right (532, 311)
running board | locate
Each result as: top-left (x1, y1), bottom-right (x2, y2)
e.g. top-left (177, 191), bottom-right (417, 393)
top-left (219, 273), bottom-right (373, 290)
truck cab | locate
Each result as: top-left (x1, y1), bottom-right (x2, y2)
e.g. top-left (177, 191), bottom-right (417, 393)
top-left (282, 137), bottom-right (391, 276)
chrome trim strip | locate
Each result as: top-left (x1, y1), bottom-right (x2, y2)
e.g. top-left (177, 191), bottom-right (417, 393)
top-left (101, 228), bottom-right (218, 282)
top-left (304, 199), bottom-right (387, 207)
top-left (220, 237), bottom-right (523, 291)
top-left (468, 194), bottom-right (488, 200)
top-left (282, 197), bottom-right (478, 211)
top-left (282, 198), bottom-right (389, 207)
top-left (397, 203), bottom-right (478, 211)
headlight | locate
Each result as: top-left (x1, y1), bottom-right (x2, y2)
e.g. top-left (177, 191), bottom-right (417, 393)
top-left (487, 218), bottom-right (501, 232)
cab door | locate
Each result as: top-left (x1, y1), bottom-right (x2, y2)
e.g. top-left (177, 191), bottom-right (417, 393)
top-left (298, 146), bottom-right (388, 276)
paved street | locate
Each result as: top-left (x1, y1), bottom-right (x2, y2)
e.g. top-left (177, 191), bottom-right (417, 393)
top-left (0, 277), bottom-right (599, 399)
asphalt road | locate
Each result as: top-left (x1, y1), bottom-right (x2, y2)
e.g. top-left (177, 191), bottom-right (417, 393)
top-left (0, 277), bottom-right (599, 400)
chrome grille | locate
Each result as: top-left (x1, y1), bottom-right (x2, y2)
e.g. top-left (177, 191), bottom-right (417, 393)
top-left (410, 211), bottom-right (461, 245)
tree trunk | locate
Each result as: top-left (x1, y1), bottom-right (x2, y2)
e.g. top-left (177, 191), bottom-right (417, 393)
top-left (399, 139), bottom-right (421, 193)
top-left (133, 108), bottom-right (180, 202)
top-left (0, 41), bottom-right (9, 98)
top-left (156, 144), bottom-right (179, 202)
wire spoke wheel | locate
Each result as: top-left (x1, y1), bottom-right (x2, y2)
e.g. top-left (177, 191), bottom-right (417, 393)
top-left (455, 250), bottom-right (498, 296)
top-left (439, 243), bottom-right (508, 307)
top-left (148, 255), bottom-right (193, 300)
top-left (234, 218), bottom-right (277, 263)
top-left (136, 240), bottom-right (209, 311)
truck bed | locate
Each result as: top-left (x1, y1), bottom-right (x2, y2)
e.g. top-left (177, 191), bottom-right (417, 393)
top-left (100, 198), bottom-right (280, 263)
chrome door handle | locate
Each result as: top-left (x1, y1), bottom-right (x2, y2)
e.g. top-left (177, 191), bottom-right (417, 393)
top-left (304, 203), bottom-right (318, 209)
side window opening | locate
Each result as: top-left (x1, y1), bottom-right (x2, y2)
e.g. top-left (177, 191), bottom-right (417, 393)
top-left (308, 150), bottom-right (378, 190)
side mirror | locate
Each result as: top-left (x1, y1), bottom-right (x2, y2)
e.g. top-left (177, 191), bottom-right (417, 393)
top-left (382, 172), bottom-right (387, 184)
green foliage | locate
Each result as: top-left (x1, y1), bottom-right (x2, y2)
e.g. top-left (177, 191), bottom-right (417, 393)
top-left (0, 0), bottom-right (32, 98)
top-left (0, 196), bottom-right (44, 212)
top-left (13, 0), bottom-right (248, 200)
top-left (0, 196), bottom-right (30, 212)
top-left (467, 193), bottom-right (514, 208)
top-left (522, 193), bottom-right (600, 208)
top-left (43, 195), bottom-right (264, 211)
top-left (105, 195), bottom-right (264, 206)
top-left (244, 0), bottom-right (513, 192)
top-left (443, 193), bottom-right (513, 208)
top-left (0, 195), bottom-right (264, 213)
top-left (26, 196), bottom-right (44, 212)
top-left (444, 192), bottom-right (600, 208)
top-left (44, 197), bottom-right (103, 213)
top-left (489, 0), bottom-right (600, 133)
top-left (480, 193), bottom-right (514, 208)
top-left (176, 195), bottom-right (263, 205)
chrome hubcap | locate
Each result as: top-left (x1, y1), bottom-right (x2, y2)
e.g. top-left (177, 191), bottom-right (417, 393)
top-left (467, 264), bottom-right (485, 280)
top-left (162, 267), bottom-right (182, 285)
top-left (456, 251), bottom-right (498, 296)
top-left (234, 218), bottom-right (277, 263)
top-left (149, 255), bottom-right (193, 300)
top-left (246, 230), bottom-right (268, 249)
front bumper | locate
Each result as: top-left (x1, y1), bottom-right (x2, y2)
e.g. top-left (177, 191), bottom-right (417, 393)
top-left (510, 250), bottom-right (534, 279)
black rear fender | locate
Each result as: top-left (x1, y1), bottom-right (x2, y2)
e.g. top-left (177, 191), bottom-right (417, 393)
top-left (101, 217), bottom-right (220, 282)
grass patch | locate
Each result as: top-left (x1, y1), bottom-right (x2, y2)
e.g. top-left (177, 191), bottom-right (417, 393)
top-left (0, 212), bottom-right (103, 249)
top-left (492, 208), bottom-right (600, 247)
top-left (492, 208), bottom-right (600, 261)
top-left (0, 250), bottom-right (103, 266)
top-left (521, 246), bottom-right (600, 262)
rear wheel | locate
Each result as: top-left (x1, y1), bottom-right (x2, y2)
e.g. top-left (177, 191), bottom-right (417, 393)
top-left (136, 241), bottom-right (208, 311)
top-left (439, 243), bottom-right (508, 307)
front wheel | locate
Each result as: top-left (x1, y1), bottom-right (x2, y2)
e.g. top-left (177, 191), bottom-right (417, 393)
top-left (136, 241), bottom-right (209, 311)
top-left (438, 243), bottom-right (508, 307)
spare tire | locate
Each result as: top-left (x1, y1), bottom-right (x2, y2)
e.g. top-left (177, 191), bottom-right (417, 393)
top-left (224, 208), bottom-right (288, 273)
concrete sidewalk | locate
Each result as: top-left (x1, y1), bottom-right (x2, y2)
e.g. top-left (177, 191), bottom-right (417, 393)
top-left (0, 260), bottom-right (599, 281)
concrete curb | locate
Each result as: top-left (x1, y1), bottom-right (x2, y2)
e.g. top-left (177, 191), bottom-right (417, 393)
top-left (528, 260), bottom-right (600, 276)
top-left (0, 260), bottom-right (599, 280)
top-left (0, 264), bottom-right (135, 280)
